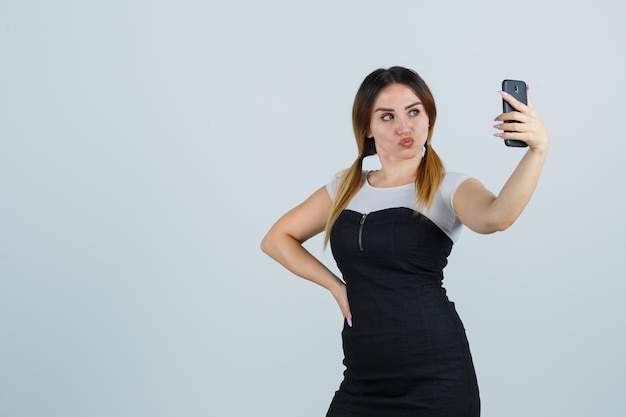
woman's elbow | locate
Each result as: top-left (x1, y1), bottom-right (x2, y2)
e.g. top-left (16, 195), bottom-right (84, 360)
top-left (488, 216), bottom-right (517, 233)
top-left (260, 232), bottom-right (274, 256)
top-left (260, 229), bottom-right (289, 259)
top-left (472, 216), bottom-right (516, 234)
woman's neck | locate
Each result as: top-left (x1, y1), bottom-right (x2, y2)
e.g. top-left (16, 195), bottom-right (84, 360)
top-left (369, 157), bottom-right (421, 188)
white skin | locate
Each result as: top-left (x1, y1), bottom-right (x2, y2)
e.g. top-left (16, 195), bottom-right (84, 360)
top-left (261, 83), bottom-right (550, 325)
top-left (366, 84), bottom-right (430, 187)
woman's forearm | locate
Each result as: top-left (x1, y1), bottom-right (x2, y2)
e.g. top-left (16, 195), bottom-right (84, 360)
top-left (489, 146), bottom-right (549, 230)
top-left (261, 232), bottom-right (344, 294)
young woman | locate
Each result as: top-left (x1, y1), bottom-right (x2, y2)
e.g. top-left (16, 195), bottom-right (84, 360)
top-left (261, 66), bottom-right (549, 416)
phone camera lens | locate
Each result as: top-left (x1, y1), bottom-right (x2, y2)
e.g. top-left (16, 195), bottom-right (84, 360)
top-left (514, 86), bottom-right (519, 94)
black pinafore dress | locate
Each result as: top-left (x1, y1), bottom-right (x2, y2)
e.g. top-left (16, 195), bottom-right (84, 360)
top-left (326, 207), bottom-right (480, 417)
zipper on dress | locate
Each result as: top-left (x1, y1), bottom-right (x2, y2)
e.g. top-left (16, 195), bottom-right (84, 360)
top-left (358, 213), bottom-right (368, 251)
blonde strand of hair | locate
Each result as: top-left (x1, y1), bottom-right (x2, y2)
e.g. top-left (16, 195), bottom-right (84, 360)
top-left (323, 157), bottom-right (365, 248)
top-left (416, 146), bottom-right (445, 211)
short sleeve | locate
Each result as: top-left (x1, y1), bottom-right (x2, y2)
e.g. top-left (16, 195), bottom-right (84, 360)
top-left (325, 173), bottom-right (343, 201)
top-left (441, 172), bottom-right (472, 216)
top-left (325, 171), bottom-right (368, 202)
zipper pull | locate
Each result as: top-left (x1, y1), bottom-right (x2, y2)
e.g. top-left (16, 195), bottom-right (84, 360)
top-left (358, 213), bottom-right (368, 251)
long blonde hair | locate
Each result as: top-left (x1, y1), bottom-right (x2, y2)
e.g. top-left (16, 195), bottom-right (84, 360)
top-left (324, 66), bottom-right (445, 247)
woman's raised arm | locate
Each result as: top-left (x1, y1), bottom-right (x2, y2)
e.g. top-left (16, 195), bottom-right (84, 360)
top-left (453, 88), bottom-right (550, 234)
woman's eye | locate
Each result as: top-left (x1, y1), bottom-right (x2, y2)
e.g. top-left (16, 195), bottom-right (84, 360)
top-left (381, 113), bottom-right (393, 121)
top-left (409, 109), bottom-right (420, 116)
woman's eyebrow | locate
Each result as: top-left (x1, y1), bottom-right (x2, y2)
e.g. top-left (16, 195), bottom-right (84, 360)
top-left (405, 101), bottom-right (422, 109)
top-left (374, 101), bottom-right (423, 113)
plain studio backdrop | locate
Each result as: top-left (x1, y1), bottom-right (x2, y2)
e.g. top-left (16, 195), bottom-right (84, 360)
top-left (1, 1), bottom-right (624, 416)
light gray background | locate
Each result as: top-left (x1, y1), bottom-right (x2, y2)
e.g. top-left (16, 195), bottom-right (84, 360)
top-left (1, 1), bottom-right (624, 416)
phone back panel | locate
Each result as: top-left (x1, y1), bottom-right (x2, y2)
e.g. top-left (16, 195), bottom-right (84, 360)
top-left (502, 79), bottom-right (528, 147)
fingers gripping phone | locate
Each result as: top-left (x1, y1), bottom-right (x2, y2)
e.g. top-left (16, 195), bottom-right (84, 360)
top-left (502, 79), bottom-right (528, 147)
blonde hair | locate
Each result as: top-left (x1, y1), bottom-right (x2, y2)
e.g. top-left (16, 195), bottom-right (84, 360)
top-left (324, 67), bottom-right (445, 247)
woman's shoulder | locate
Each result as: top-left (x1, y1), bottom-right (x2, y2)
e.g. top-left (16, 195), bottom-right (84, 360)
top-left (328, 169), bottom-right (369, 182)
top-left (443, 171), bottom-right (470, 183)
top-left (442, 171), bottom-right (472, 189)
top-left (439, 171), bottom-right (473, 204)
top-left (325, 170), bottom-right (368, 198)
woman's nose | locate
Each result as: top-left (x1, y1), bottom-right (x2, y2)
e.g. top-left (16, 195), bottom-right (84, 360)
top-left (396, 118), bottom-right (411, 135)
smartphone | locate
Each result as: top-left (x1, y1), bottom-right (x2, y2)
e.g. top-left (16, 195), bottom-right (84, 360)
top-left (502, 79), bottom-right (527, 147)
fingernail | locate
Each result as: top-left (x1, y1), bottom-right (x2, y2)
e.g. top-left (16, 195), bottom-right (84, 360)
top-left (494, 116), bottom-right (500, 121)
top-left (493, 124), bottom-right (501, 129)
top-left (494, 133), bottom-right (503, 138)
top-left (347, 317), bottom-right (352, 327)
top-left (498, 90), bottom-right (507, 97)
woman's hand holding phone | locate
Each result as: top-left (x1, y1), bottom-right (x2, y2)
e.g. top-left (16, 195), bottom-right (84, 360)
top-left (494, 81), bottom-right (550, 153)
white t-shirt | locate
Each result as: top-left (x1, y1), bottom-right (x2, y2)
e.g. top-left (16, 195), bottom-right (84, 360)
top-left (325, 171), bottom-right (471, 242)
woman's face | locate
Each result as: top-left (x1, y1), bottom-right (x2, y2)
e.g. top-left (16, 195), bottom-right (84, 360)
top-left (368, 83), bottom-right (430, 162)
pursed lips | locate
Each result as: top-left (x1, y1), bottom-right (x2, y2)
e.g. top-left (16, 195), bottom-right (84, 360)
top-left (399, 137), bottom-right (414, 147)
